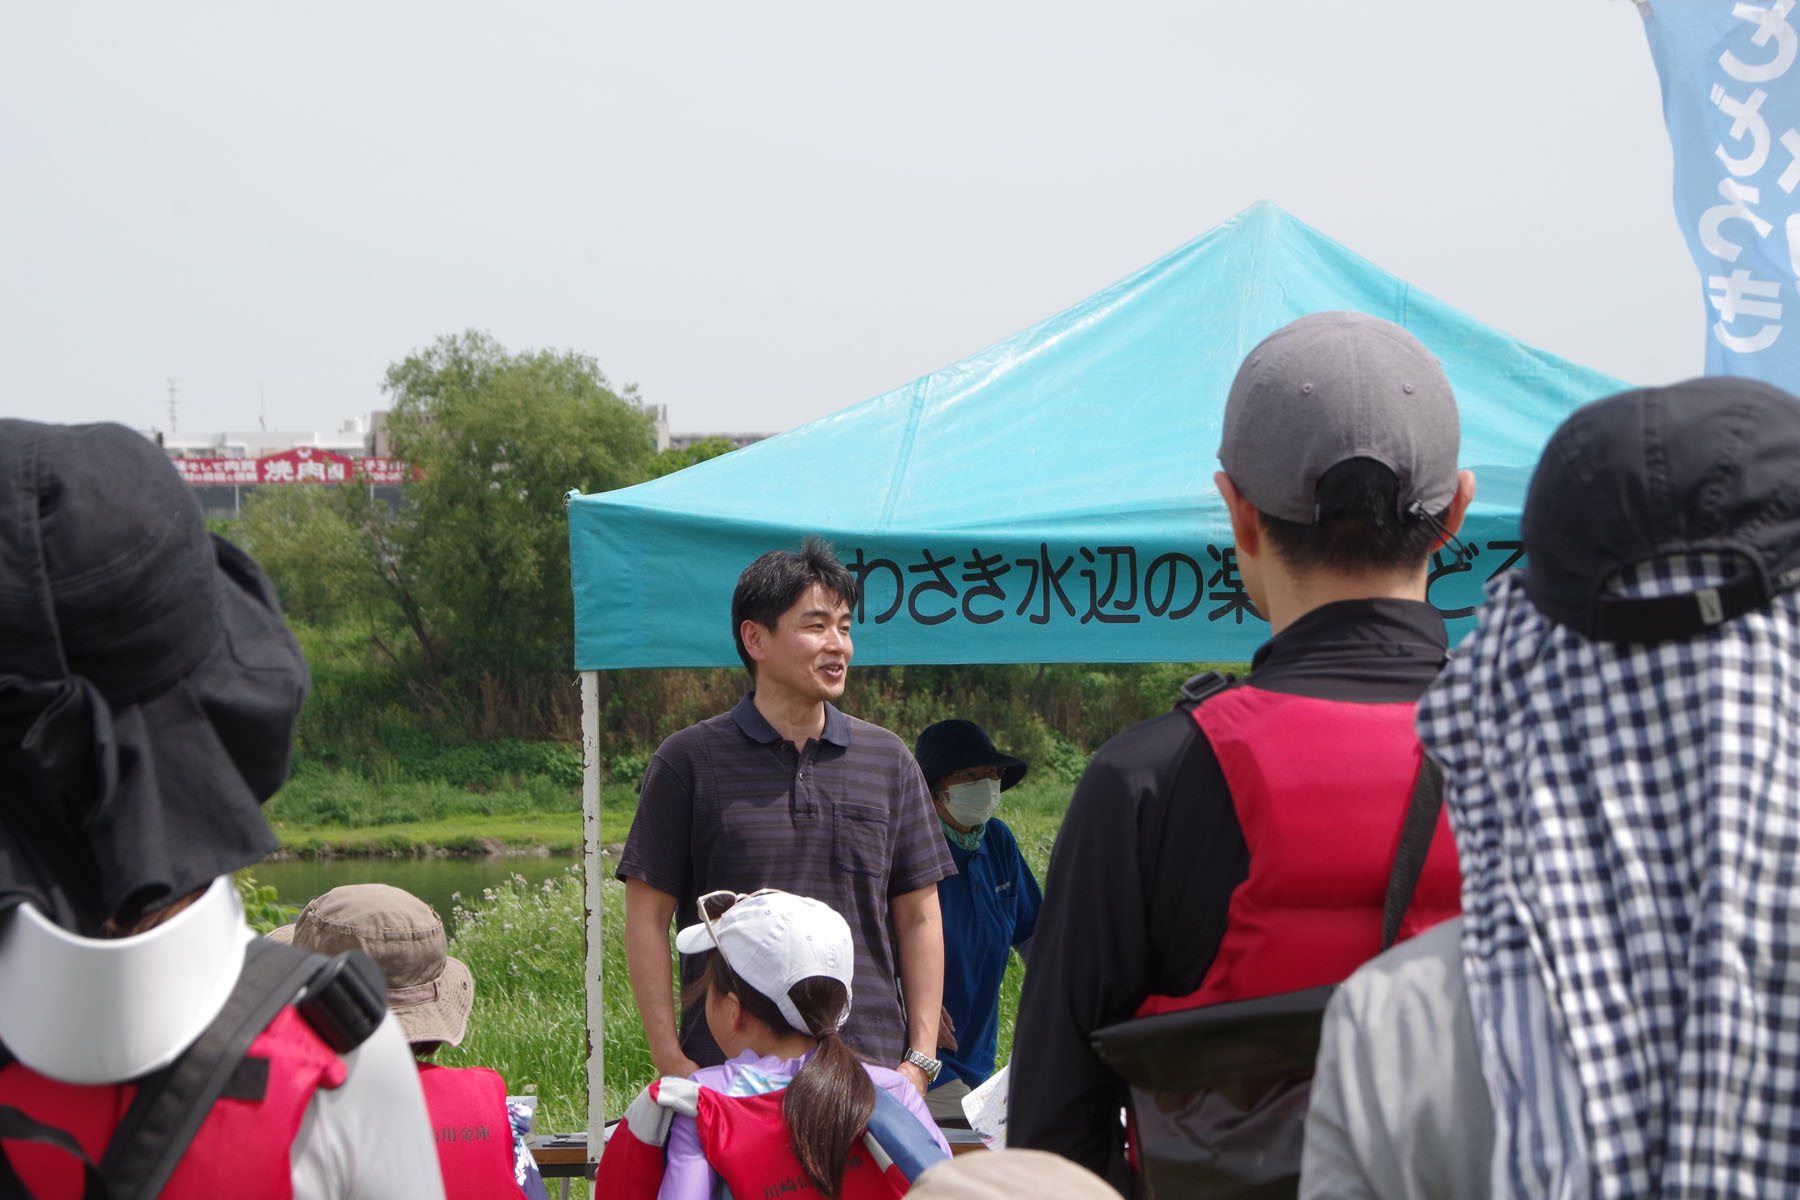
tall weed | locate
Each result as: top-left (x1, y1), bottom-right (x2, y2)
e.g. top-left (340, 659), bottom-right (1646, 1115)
top-left (440, 868), bottom-right (652, 1133)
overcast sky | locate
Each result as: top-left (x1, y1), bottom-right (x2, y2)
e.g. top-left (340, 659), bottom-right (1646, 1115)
top-left (1, 1), bottom-right (1696, 440)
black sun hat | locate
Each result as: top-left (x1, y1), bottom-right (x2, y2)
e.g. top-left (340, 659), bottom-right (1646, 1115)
top-left (0, 421), bottom-right (310, 936)
top-left (1522, 376), bottom-right (1800, 643)
top-left (913, 720), bottom-right (1028, 791)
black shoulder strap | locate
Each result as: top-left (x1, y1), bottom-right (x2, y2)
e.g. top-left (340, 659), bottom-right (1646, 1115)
top-left (98, 939), bottom-right (331, 1200)
top-left (0, 1107), bottom-right (108, 1200)
top-left (0, 937), bottom-right (386, 1200)
top-left (1381, 755), bottom-right (1445, 951)
top-left (1176, 670), bottom-right (1234, 710)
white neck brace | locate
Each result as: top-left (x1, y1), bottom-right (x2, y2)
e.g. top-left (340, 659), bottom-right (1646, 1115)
top-left (0, 875), bottom-right (251, 1084)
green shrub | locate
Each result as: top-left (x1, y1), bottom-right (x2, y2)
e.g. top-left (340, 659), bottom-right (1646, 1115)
top-left (606, 751), bottom-right (649, 787)
top-left (1039, 729), bottom-right (1091, 784)
top-left (234, 872), bottom-right (299, 934)
top-left (441, 868), bottom-right (650, 1133)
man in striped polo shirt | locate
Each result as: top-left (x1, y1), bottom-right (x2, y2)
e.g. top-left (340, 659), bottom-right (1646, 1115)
top-left (618, 537), bottom-right (956, 1094)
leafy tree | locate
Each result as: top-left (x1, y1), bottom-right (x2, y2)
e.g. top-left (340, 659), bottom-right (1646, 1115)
top-left (383, 330), bottom-right (657, 678)
top-left (648, 436), bottom-right (738, 479)
top-left (234, 330), bottom-right (659, 742)
top-left (234, 485), bottom-right (378, 628)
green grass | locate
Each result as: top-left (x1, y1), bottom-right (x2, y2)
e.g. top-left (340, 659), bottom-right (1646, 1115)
top-left (270, 766), bottom-right (579, 829)
top-left (433, 868), bottom-right (643, 1199)
top-left (268, 777), bottom-right (638, 855)
top-left (437, 869), bottom-right (637, 1122)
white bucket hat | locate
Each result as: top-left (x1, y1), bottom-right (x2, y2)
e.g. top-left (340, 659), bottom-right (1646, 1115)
top-left (675, 889), bottom-right (853, 1036)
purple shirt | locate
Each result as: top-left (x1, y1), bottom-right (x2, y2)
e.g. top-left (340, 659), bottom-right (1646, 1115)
top-left (618, 693), bottom-right (955, 1066)
top-left (658, 1049), bottom-right (951, 1200)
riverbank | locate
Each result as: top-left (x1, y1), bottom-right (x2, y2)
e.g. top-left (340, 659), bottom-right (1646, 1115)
top-left (266, 812), bottom-right (592, 859)
top-left (264, 770), bottom-right (639, 857)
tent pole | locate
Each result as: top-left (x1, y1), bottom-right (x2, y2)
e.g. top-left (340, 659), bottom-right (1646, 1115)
top-left (580, 668), bottom-right (604, 1160)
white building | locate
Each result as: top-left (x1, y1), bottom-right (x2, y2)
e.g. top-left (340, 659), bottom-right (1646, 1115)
top-left (147, 416), bottom-right (379, 460)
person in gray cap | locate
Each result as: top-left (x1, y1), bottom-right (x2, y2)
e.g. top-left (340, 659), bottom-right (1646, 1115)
top-left (1011, 311), bottom-right (1477, 1191)
top-left (1302, 376), bottom-right (1800, 1200)
top-left (0, 421), bottom-right (441, 1199)
top-left (277, 884), bottom-right (550, 1200)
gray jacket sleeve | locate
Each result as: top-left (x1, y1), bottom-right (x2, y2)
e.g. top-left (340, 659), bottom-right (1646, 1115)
top-left (1299, 918), bottom-right (1492, 1200)
top-left (290, 1013), bottom-right (446, 1200)
top-left (1300, 980), bottom-right (1384, 1200)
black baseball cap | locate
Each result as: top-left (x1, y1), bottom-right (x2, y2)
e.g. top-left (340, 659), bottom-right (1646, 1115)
top-left (1522, 376), bottom-right (1800, 643)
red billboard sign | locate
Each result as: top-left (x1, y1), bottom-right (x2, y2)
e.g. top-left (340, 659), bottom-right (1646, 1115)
top-left (172, 450), bottom-right (416, 486)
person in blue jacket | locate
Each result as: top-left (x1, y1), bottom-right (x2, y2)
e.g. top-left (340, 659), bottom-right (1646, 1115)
top-left (913, 719), bottom-right (1043, 1123)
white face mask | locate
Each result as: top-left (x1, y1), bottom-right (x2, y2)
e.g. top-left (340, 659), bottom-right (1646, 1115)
top-left (942, 777), bottom-right (1002, 828)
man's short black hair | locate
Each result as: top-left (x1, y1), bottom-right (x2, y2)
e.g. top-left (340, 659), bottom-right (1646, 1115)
top-left (1258, 458), bottom-right (1447, 575)
top-left (731, 536), bottom-right (859, 675)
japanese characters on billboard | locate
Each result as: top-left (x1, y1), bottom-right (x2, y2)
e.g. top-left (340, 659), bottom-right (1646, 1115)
top-left (171, 449), bottom-right (417, 486)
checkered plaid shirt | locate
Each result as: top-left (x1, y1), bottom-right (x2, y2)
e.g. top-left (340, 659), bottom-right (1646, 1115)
top-left (1418, 558), bottom-right (1800, 1198)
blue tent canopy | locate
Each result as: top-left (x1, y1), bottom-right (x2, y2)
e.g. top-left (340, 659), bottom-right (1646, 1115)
top-left (568, 202), bottom-right (1630, 669)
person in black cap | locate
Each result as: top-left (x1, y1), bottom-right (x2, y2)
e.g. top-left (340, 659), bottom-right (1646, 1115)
top-left (1011, 311), bottom-right (1477, 1190)
top-left (911, 719), bottom-right (1041, 1123)
top-left (1301, 377), bottom-right (1800, 1200)
top-left (0, 421), bottom-right (441, 1199)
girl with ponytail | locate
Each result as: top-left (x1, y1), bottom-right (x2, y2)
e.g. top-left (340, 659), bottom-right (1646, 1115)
top-left (609, 889), bottom-right (949, 1199)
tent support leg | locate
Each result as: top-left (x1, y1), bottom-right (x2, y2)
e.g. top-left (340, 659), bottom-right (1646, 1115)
top-left (581, 668), bottom-right (604, 1164)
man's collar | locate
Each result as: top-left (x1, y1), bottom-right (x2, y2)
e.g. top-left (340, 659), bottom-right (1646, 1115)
top-left (731, 692), bottom-right (851, 747)
top-left (1250, 597), bottom-right (1449, 671)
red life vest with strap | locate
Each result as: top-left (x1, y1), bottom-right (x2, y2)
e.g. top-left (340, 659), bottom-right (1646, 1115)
top-left (597, 1076), bottom-right (921, 1200)
top-left (418, 1063), bottom-right (523, 1200)
top-left (0, 1007), bottom-right (345, 1199)
top-left (1136, 685), bottom-right (1461, 1016)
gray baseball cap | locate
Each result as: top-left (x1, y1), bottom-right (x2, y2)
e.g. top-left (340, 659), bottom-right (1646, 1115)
top-left (1218, 311), bottom-right (1460, 524)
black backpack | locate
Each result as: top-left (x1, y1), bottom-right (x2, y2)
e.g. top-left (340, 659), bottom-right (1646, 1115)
top-left (0, 937), bottom-right (386, 1200)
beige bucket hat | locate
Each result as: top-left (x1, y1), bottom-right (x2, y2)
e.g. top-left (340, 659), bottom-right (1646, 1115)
top-left (270, 882), bottom-right (474, 1048)
top-left (909, 1149), bottom-right (1115, 1197)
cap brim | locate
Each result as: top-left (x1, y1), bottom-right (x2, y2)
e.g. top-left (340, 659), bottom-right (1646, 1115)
top-left (392, 953), bottom-right (475, 1049)
top-left (265, 923), bottom-right (296, 944)
top-left (674, 921), bottom-right (718, 956)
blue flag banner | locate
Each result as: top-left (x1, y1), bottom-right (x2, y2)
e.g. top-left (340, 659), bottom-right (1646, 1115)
top-left (1643, 0), bottom-right (1800, 387)
top-left (568, 203), bottom-right (1627, 670)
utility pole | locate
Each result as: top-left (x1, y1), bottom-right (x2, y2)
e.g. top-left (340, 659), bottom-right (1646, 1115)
top-left (166, 378), bottom-right (180, 434)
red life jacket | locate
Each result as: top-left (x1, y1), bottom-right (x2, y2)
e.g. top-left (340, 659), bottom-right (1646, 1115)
top-left (418, 1063), bottom-right (523, 1200)
top-left (1136, 685), bottom-right (1461, 1016)
top-left (597, 1076), bottom-right (916, 1200)
top-left (0, 1007), bottom-right (346, 1199)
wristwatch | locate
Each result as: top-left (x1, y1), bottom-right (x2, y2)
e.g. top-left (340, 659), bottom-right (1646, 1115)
top-left (903, 1047), bottom-right (943, 1084)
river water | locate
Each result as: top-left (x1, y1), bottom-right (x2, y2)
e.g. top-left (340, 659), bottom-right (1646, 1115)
top-left (249, 854), bottom-right (582, 936)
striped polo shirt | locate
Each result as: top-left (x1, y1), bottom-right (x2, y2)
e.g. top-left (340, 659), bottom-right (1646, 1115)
top-left (618, 693), bottom-right (955, 1067)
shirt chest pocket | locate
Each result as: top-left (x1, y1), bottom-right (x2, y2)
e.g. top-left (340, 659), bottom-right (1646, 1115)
top-left (832, 800), bottom-right (892, 877)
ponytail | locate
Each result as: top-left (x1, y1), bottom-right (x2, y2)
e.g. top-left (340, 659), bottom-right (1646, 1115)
top-left (781, 976), bottom-right (873, 1199)
top-left (685, 903), bottom-right (875, 1200)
